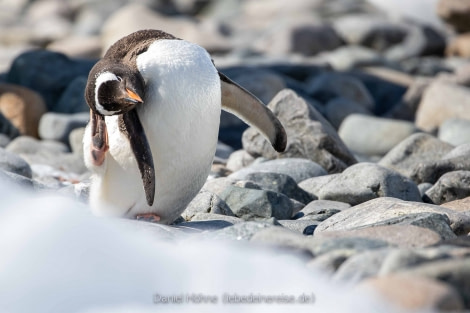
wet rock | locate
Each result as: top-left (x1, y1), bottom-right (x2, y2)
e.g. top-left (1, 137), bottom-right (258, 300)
top-left (0, 83), bottom-right (46, 138)
top-left (316, 163), bottom-right (421, 205)
top-left (242, 89), bottom-right (357, 173)
top-left (424, 171), bottom-right (470, 205)
top-left (315, 197), bottom-right (470, 236)
top-left (338, 114), bottom-right (419, 156)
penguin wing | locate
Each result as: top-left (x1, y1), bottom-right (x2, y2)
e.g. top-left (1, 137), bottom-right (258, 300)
top-left (219, 72), bottom-right (287, 152)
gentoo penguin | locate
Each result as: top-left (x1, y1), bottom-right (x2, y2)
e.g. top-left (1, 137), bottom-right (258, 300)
top-left (83, 29), bottom-right (286, 224)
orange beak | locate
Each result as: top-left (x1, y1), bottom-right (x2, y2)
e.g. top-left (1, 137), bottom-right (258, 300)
top-left (125, 88), bottom-right (143, 103)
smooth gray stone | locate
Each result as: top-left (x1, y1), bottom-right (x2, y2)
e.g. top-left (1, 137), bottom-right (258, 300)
top-left (53, 76), bottom-right (88, 113)
top-left (298, 174), bottom-right (340, 199)
top-left (293, 200), bottom-right (351, 220)
top-left (315, 197), bottom-right (470, 236)
top-left (290, 23), bottom-right (344, 56)
top-left (115, 219), bottom-right (188, 240)
top-left (7, 136), bottom-right (69, 154)
top-left (0, 133), bottom-right (10, 148)
top-left (229, 158), bottom-right (327, 183)
top-left (0, 147), bottom-right (32, 178)
top-left (38, 112), bottom-right (89, 144)
top-left (439, 118), bottom-right (470, 146)
top-left (249, 226), bottom-right (312, 257)
top-left (69, 127), bottom-right (85, 156)
top-left (203, 221), bottom-right (276, 241)
top-left (379, 133), bottom-right (455, 182)
top-left (307, 237), bottom-right (390, 257)
top-left (338, 114), bottom-right (419, 156)
top-left (219, 186), bottom-right (294, 221)
top-left (418, 182), bottom-right (434, 198)
top-left (225, 149), bottom-right (255, 172)
top-left (316, 162), bottom-right (421, 205)
top-left (0, 169), bottom-right (33, 189)
top-left (214, 141), bottom-right (234, 163)
top-left (307, 250), bottom-right (357, 275)
top-left (333, 249), bottom-right (391, 282)
top-left (182, 190), bottom-right (234, 221)
top-left (175, 220), bottom-right (235, 232)
top-left (277, 220), bottom-right (320, 235)
top-left (318, 45), bottom-right (387, 71)
top-left (241, 89), bottom-right (357, 173)
top-left (424, 171), bottom-right (470, 205)
top-left (190, 213), bottom-right (244, 224)
top-left (237, 172), bottom-right (314, 204)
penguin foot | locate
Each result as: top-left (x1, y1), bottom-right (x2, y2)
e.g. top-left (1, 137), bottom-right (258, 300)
top-left (90, 112), bottom-right (109, 166)
top-left (136, 213), bottom-right (161, 223)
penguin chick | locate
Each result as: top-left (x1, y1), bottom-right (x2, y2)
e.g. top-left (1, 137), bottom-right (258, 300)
top-left (83, 29), bottom-right (287, 224)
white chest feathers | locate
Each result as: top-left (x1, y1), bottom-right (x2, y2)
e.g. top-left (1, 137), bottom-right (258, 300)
top-left (87, 39), bottom-right (222, 224)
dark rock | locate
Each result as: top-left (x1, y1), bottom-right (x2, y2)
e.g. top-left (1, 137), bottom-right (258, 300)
top-left (384, 78), bottom-right (431, 121)
top-left (237, 172), bottom-right (313, 204)
top-left (290, 23), bottom-right (344, 56)
top-left (182, 190), bottom-right (234, 221)
top-left (228, 158), bottom-right (327, 184)
top-left (324, 97), bottom-right (372, 129)
top-left (338, 114), bottom-right (419, 156)
top-left (38, 112), bottom-right (89, 144)
top-left (214, 141), bottom-right (234, 163)
top-left (418, 183), bottom-right (434, 198)
top-left (242, 89), bottom-right (357, 173)
top-left (424, 171), bottom-right (470, 205)
top-left (228, 69), bottom-right (286, 104)
top-left (0, 147), bottom-right (32, 178)
top-left (316, 162), bottom-right (421, 205)
top-left (315, 197), bottom-right (470, 236)
top-left (219, 185), bottom-right (294, 221)
top-left (379, 133), bottom-right (455, 180)
top-left (53, 76), bottom-right (88, 113)
top-left (6, 50), bottom-right (94, 110)
top-left (174, 220), bottom-right (235, 232)
top-left (0, 111), bottom-right (20, 139)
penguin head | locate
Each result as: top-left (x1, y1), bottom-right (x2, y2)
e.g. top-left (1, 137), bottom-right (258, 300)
top-left (90, 64), bottom-right (145, 116)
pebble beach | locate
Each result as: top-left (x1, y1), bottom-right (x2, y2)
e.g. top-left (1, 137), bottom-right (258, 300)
top-left (0, 0), bottom-right (470, 312)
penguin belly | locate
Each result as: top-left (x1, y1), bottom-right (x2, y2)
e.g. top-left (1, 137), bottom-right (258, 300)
top-left (89, 39), bottom-right (221, 224)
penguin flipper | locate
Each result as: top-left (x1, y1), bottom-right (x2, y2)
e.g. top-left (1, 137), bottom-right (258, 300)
top-left (90, 111), bottom-right (109, 166)
top-left (120, 110), bottom-right (156, 207)
top-left (219, 72), bottom-right (287, 152)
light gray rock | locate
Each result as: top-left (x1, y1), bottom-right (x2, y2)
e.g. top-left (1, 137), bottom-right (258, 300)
top-left (379, 133), bottom-right (455, 180)
top-left (69, 127), bottom-right (85, 156)
top-left (219, 186), bottom-right (294, 221)
top-left (315, 197), bottom-right (470, 236)
top-left (298, 174), bottom-right (340, 199)
top-left (236, 172), bottom-right (314, 204)
top-left (229, 158), bottom-right (327, 184)
top-left (225, 150), bottom-right (255, 172)
top-left (324, 97), bottom-right (372, 129)
top-left (338, 114), bottom-right (419, 156)
top-left (250, 226), bottom-right (311, 255)
top-left (214, 141), bottom-right (234, 163)
top-left (438, 118), bottom-right (470, 146)
top-left (306, 250), bottom-right (357, 275)
top-left (0, 133), bottom-right (10, 147)
top-left (0, 147), bottom-right (32, 178)
top-left (7, 136), bottom-right (69, 155)
top-left (182, 190), bottom-right (234, 221)
top-left (277, 220), bottom-right (320, 235)
top-left (190, 213), bottom-right (244, 224)
top-left (293, 200), bottom-right (350, 221)
top-left (242, 89), bottom-right (357, 173)
top-left (38, 112), bottom-right (89, 144)
top-left (204, 221), bottom-right (277, 241)
top-left (418, 183), bottom-right (434, 198)
top-left (0, 169), bottom-right (34, 189)
top-left (333, 249), bottom-right (390, 282)
top-left (415, 80), bottom-right (470, 132)
top-left (317, 45), bottom-right (386, 71)
top-left (333, 14), bottom-right (407, 51)
top-left (307, 237), bottom-right (390, 257)
top-left (424, 171), bottom-right (470, 205)
top-left (316, 163), bottom-right (422, 205)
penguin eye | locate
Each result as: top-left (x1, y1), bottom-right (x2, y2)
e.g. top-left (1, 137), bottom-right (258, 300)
top-left (116, 76), bottom-right (123, 82)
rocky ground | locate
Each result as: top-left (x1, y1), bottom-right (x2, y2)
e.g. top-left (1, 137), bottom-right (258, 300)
top-left (1, 0), bottom-right (470, 312)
